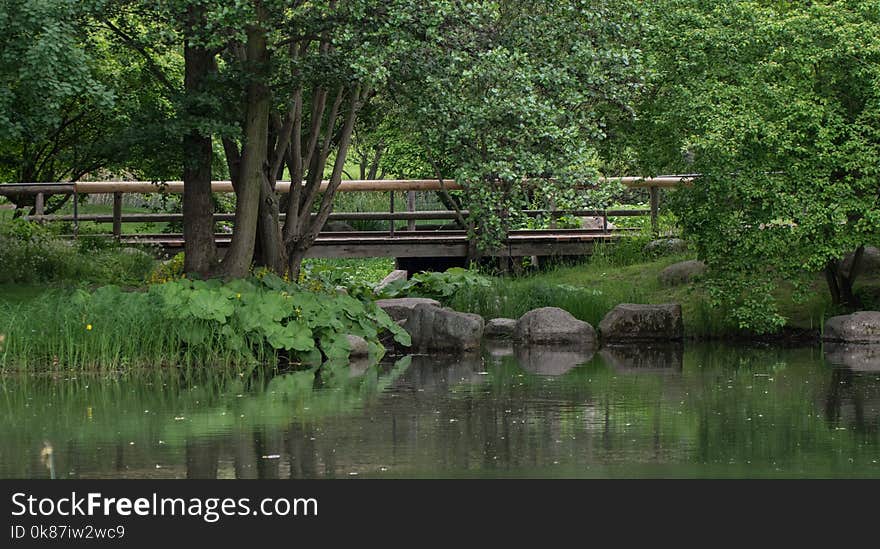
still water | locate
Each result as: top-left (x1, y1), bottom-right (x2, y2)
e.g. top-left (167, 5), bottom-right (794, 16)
top-left (2, 343), bottom-right (879, 478)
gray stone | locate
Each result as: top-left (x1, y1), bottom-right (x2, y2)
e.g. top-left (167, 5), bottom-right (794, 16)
top-left (515, 346), bottom-right (594, 376)
top-left (599, 303), bottom-right (683, 342)
top-left (346, 335), bottom-right (370, 358)
top-left (376, 298), bottom-right (441, 323)
top-left (599, 344), bottom-right (684, 374)
top-left (323, 221), bottom-right (355, 232)
top-left (822, 312), bottom-right (880, 344)
top-left (405, 303), bottom-right (484, 353)
top-left (824, 343), bottom-right (880, 371)
top-left (840, 246), bottom-right (880, 278)
top-left (375, 269), bottom-right (408, 292)
top-left (644, 238), bottom-right (689, 256)
top-left (484, 318), bottom-right (517, 339)
top-left (580, 216), bottom-right (616, 231)
top-left (659, 260), bottom-right (707, 286)
top-left (120, 247), bottom-right (152, 259)
top-left (514, 307), bottom-right (597, 348)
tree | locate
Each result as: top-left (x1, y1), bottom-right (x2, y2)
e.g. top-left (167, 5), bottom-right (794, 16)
top-left (629, 0), bottom-right (880, 332)
top-left (0, 0), bottom-right (177, 213)
top-left (392, 0), bottom-right (646, 254)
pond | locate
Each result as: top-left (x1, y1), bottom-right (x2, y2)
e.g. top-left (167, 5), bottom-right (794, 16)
top-left (1, 343), bottom-right (879, 478)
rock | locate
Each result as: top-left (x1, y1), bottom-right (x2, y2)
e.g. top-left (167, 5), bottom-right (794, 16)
top-left (120, 247), bottom-right (152, 259)
top-left (822, 312), bottom-right (880, 344)
top-left (375, 269), bottom-right (408, 292)
top-left (405, 303), bottom-right (484, 353)
top-left (346, 335), bottom-right (370, 358)
top-left (515, 346), bottom-right (594, 376)
top-left (599, 344), bottom-right (683, 374)
top-left (824, 343), bottom-right (880, 372)
top-left (580, 216), bottom-right (616, 231)
top-left (484, 318), bottom-right (517, 339)
top-left (376, 298), bottom-right (441, 323)
top-left (514, 307), bottom-right (597, 348)
top-left (323, 221), bottom-right (355, 232)
top-left (659, 260), bottom-right (706, 286)
top-left (644, 238), bottom-right (689, 256)
top-left (599, 303), bottom-right (683, 342)
top-left (840, 246), bottom-right (880, 278)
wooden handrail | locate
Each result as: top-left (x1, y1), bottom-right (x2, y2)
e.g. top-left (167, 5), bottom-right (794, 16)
top-left (0, 176), bottom-right (693, 196)
top-left (24, 208), bottom-right (651, 224)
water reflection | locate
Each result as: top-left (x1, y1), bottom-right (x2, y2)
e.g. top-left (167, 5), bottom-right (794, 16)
top-left (1, 345), bottom-right (880, 478)
top-left (824, 343), bottom-right (880, 371)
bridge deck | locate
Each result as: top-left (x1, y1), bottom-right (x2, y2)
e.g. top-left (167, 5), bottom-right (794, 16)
top-left (115, 229), bottom-right (622, 258)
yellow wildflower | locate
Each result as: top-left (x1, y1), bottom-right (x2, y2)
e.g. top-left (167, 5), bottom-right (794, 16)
top-left (86, 324), bottom-right (93, 331)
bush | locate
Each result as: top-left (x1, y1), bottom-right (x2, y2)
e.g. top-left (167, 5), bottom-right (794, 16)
top-left (0, 276), bottom-right (410, 370)
top-left (0, 219), bottom-right (156, 285)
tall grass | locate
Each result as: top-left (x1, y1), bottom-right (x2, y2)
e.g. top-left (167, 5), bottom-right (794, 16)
top-left (449, 278), bottom-right (650, 326)
top-left (0, 288), bottom-right (262, 370)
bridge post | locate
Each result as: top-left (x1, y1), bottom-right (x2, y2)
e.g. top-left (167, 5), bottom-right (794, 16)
top-left (650, 185), bottom-right (660, 236)
top-left (34, 193), bottom-right (44, 217)
top-left (389, 191), bottom-right (395, 237)
top-left (406, 190), bottom-right (416, 231)
top-left (73, 189), bottom-right (79, 238)
top-left (112, 192), bottom-right (123, 239)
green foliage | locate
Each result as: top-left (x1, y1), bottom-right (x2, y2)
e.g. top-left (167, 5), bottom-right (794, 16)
top-left (378, 268), bottom-right (493, 301)
top-left (394, 1), bottom-right (647, 249)
top-left (0, 276), bottom-right (410, 369)
top-left (0, 219), bottom-right (155, 285)
top-left (629, 0), bottom-right (880, 332)
top-left (0, 0), bottom-right (179, 187)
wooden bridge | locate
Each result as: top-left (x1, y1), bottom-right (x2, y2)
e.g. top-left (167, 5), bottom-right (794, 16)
top-left (0, 177), bottom-right (690, 259)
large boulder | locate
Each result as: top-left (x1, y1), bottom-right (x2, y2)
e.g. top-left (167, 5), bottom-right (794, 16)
top-left (376, 298), bottom-right (441, 323)
top-left (484, 318), bottom-right (517, 339)
top-left (659, 260), bottom-right (706, 286)
top-left (375, 269), bottom-right (408, 292)
top-left (345, 335), bottom-right (370, 358)
top-left (822, 312), bottom-right (880, 344)
top-left (644, 238), bottom-right (689, 257)
top-left (824, 343), bottom-right (880, 372)
top-left (599, 303), bottom-right (683, 342)
top-left (840, 246), bottom-right (880, 278)
top-left (514, 307), bottom-right (597, 348)
top-left (405, 303), bottom-right (484, 353)
top-left (515, 346), bottom-right (594, 376)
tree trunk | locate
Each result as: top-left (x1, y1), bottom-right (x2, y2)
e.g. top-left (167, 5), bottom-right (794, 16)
top-left (218, 19), bottom-right (270, 279)
top-left (286, 87), bottom-right (362, 278)
top-left (826, 246), bottom-right (864, 308)
top-left (182, 5), bottom-right (217, 277)
top-left (254, 178), bottom-right (284, 273)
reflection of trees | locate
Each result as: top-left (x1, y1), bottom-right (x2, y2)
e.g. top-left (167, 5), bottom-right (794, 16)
top-left (824, 367), bottom-right (880, 436)
top-left (4, 346), bottom-right (880, 478)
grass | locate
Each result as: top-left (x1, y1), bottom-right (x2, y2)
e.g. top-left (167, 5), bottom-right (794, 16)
top-left (302, 257), bottom-right (394, 285)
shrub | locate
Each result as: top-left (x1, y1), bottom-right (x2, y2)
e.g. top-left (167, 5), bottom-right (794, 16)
top-left (0, 276), bottom-right (410, 370)
top-left (0, 219), bottom-right (156, 285)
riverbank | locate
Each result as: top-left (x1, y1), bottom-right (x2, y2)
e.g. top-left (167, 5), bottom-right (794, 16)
top-left (388, 249), bottom-right (880, 343)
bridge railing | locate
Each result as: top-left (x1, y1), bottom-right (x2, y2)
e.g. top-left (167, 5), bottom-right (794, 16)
top-left (0, 177), bottom-right (692, 238)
